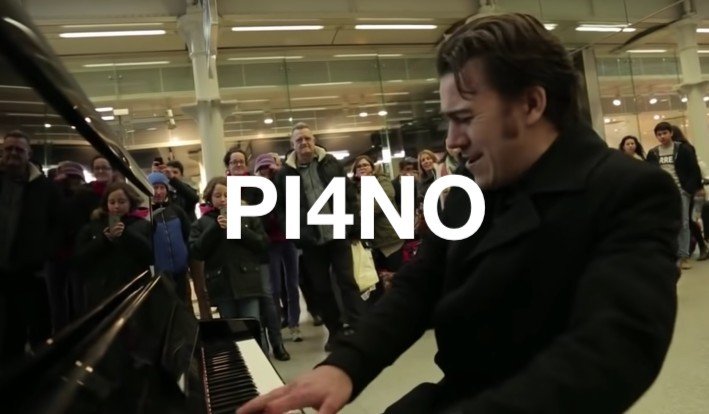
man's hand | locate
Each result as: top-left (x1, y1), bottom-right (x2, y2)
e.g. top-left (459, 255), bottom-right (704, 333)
top-left (237, 365), bottom-right (352, 414)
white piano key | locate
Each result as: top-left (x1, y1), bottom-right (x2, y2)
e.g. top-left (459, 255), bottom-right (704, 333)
top-left (235, 339), bottom-right (285, 395)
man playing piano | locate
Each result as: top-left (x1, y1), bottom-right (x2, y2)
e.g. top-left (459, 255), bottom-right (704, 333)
top-left (238, 13), bottom-right (679, 414)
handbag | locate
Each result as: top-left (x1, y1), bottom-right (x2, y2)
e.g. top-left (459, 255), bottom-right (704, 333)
top-left (351, 241), bottom-right (379, 293)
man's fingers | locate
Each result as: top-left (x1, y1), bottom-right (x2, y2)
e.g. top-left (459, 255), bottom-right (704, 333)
top-left (236, 385), bottom-right (291, 414)
top-left (317, 397), bottom-right (343, 414)
top-left (260, 389), bottom-right (313, 414)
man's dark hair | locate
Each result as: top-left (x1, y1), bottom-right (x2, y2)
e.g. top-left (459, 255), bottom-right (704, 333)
top-left (223, 146), bottom-right (248, 168)
top-left (3, 130), bottom-right (30, 142)
top-left (436, 13), bottom-right (580, 131)
top-left (167, 160), bottom-right (184, 175)
top-left (653, 122), bottom-right (673, 135)
top-left (399, 157), bottom-right (418, 169)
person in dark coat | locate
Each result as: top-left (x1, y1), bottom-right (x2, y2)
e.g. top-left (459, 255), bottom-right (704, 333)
top-left (189, 176), bottom-right (277, 354)
top-left (74, 182), bottom-right (152, 310)
top-left (239, 13), bottom-right (679, 414)
top-left (0, 130), bottom-right (61, 365)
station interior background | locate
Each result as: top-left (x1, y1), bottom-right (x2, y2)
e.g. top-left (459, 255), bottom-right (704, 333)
top-left (0, 0), bottom-right (707, 188)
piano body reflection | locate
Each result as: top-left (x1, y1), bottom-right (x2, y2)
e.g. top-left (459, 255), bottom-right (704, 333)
top-left (0, 1), bottom-right (285, 412)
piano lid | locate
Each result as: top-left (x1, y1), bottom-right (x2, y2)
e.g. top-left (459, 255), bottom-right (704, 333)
top-left (0, 1), bottom-right (153, 196)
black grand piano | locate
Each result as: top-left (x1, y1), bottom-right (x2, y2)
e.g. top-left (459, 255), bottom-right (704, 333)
top-left (0, 2), bottom-right (286, 412)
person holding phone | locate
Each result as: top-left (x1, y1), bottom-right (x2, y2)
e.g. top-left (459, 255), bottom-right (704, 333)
top-left (74, 182), bottom-right (152, 311)
top-left (190, 177), bottom-right (289, 360)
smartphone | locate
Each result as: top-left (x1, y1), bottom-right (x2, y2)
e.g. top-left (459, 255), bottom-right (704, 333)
top-left (219, 206), bottom-right (227, 218)
top-left (108, 214), bottom-right (121, 228)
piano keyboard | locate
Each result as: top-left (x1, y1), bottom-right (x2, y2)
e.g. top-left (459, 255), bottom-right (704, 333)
top-left (201, 339), bottom-right (285, 414)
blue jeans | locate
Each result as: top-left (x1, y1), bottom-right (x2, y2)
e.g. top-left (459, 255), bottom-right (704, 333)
top-left (214, 297), bottom-right (266, 349)
top-left (259, 265), bottom-right (285, 350)
top-left (268, 242), bottom-right (300, 328)
top-left (679, 190), bottom-right (691, 259)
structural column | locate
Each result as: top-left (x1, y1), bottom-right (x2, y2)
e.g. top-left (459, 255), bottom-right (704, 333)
top-left (178, 5), bottom-right (233, 180)
top-left (581, 47), bottom-right (607, 141)
top-left (674, 17), bottom-right (709, 164)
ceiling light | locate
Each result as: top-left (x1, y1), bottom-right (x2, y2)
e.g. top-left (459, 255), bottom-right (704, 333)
top-left (290, 107), bottom-right (327, 112)
top-left (373, 92), bottom-right (409, 96)
top-left (231, 25), bottom-right (323, 32)
top-left (681, 96), bottom-right (688, 103)
top-left (704, 96), bottom-right (709, 102)
top-left (627, 49), bottom-right (667, 53)
top-left (612, 98), bottom-right (622, 106)
top-left (70, 126), bottom-right (76, 129)
top-left (290, 96), bottom-right (339, 101)
top-left (113, 108), bottom-right (129, 116)
top-left (147, 127), bottom-right (157, 131)
top-left (653, 114), bottom-right (660, 120)
top-left (60, 30), bottom-right (166, 38)
top-left (699, 50), bottom-right (709, 53)
top-left (544, 23), bottom-right (558, 31)
top-left (359, 112), bottom-right (368, 117)
top-left (575, 24), bottom-right (635, 33)
top-left (697, 28), bottom-right (709, 33)
top-left (95, 107), bottom-right (113, 112)
top-left (44, 123), bottom-right (51, 128)
top-left (6, 113), bottom-right (61, 117)
top-left (355, 24), bottom-right (437, 30)
top-left (378, 110), bottom-right (388, 116)
top-left (0, 100), bottom-right (43, 105)
top-left (227, 56), bottom-right (303, 61)
top-left (332, 53), bottom-right (404, 58)
top-left (101, 115), bottom-right (115, 121)
top-left (264, 117), bottom-right (274, 124)
top-left (329, 150), bottom-right (350, 160)
top-left (83, 61), bottom-right (170, 68)
top-left (288, 117), bottom-right (293, 122)
top-left (649, 97), bottom-right (658, 104)
top-left (61, 23), bottom-right (164, 29)
top-left (604, 118), bottom-right (611, 124)
top-left (299, 81), bottom-right (353, 87)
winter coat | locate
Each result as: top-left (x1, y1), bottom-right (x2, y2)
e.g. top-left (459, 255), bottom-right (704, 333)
top-left (74, 214), bottom-right (153, 309)
top-left (189, 207), bottom-right (268, 302)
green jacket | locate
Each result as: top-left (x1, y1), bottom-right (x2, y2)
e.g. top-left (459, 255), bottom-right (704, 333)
top-left (355, 174), bottom-right (401, 250)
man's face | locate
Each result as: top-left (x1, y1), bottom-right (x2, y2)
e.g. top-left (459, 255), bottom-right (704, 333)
top-left (656, 129), bottom-right (672, 146)
top-left (1, 136), bottom-right (31, 171)
top-left (291, 128), bottom-right (316, 160)
top-left (440, 61), bottom-right (534, 190)
top-left (168, 167), bottom-right (182, 179)
top-left (153, 183), bottom-right (168, 203)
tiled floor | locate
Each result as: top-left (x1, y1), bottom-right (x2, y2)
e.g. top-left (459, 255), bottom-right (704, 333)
top-left (269, 258), bottom-right (709, 414)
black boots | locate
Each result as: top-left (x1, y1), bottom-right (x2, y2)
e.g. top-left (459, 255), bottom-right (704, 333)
top-left (273, 344), bottom-right (290, 361)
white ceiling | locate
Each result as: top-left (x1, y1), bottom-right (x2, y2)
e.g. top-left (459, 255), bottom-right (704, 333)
top-left (4, 0), bottom-right (709, 176)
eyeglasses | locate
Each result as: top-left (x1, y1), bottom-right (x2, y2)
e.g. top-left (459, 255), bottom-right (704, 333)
top-left (229, 160), bottom-right (246, 166)
top-left (356, 163), bottom-right (371, 168)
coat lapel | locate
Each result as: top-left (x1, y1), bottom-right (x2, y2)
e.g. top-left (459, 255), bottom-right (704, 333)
top-left (448, 123), bottom-right (609, 266)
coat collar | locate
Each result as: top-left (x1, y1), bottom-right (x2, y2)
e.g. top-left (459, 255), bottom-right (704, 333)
top-left (285, 146), bottom-right (328, 169)
top-left (449, 124), bottom-right (609, 264)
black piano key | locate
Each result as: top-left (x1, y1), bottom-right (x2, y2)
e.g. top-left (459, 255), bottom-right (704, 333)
top-left (201, 340), bottom-right (261, 414)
